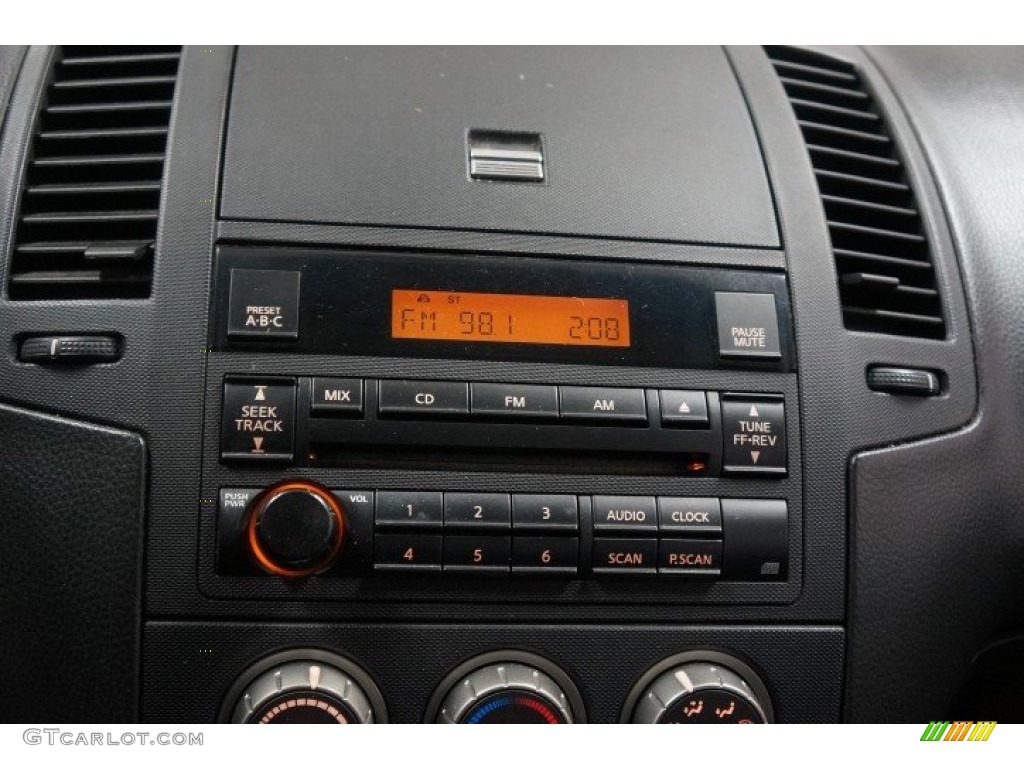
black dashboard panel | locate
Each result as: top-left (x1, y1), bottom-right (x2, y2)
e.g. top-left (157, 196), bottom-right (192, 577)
top-left (0, 45), bottom-right (1019, 725)
top-left (221, 46), bottom-right (779, 247)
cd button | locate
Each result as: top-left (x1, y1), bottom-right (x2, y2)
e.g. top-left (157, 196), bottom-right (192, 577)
top-left (592, 538), bottom-right (657, 575)
top-left (471, 382), bottom-right (558, 419)
top-left (559, 387), bottom-right (647, 424)
top-left (378, 380), bottom-right (469, 417)
top-left (310, 377), bottom-right (364, 416)
top-left (444, 535), bottom-right (511, 574)
top-left (444, 493), bottom-right (511, 530)
top-left (592, 495), bottom-right (658, 533)
top-left (657, 497), bottom-right (722, 535)
top-left (658, 538), bottom-right (723, 576)
top-left (374, 533), bottom-right (442, 571)
top-left (376, 491), bottom-right (443, 528)
top-left (659, 390), bottom-right (709, 428)
top-left (513, 537), bottom-right (579, 575)
top-left (512, 494), bottom-right (579, 532)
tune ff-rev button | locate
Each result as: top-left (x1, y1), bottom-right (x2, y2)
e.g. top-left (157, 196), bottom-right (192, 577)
top-left (221, 378), bottom-right (296, 461)
top-left (721, 397), bottom-right (787, 475)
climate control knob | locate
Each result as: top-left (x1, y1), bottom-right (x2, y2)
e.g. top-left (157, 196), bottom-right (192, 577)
top-left (629, 656), bottom-right (771, 724)
top-left (247, 481), bottom-right (345, 577)
top-left (227, 652), bottom-right (384, 724)
top-left (436, 660), bottom-right (579, 724)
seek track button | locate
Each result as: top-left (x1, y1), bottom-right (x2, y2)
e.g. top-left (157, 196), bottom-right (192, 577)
top-left (221, 379), bottom-right (295, 461)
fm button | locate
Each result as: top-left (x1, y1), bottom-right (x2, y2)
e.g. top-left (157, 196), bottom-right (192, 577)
top-left (721, 397), bottom-right (787, 476)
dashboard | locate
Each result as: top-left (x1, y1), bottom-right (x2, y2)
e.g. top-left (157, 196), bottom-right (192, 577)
top-left (0, 45), bottom-right (1022, 724)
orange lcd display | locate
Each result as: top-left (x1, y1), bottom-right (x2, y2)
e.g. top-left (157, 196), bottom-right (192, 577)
top-left (391, 290), bottom-right (631, 348)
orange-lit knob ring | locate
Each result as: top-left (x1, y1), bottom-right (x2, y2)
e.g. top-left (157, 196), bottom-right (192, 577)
top-left (246, 480), bottom-right (346, 578)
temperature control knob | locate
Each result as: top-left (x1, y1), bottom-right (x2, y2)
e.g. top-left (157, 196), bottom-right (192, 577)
top-left (247, 481), bottom-right (345, 577)
top-left (229, 653), bottom-right (383, 724)
top-left (630, 658), bottom-right (771, 724)
top-left (437, 661), bottom-right (577, 724)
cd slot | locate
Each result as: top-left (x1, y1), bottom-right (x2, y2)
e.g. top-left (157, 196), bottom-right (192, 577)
top-left (306, 444), bottom-right (711, 476)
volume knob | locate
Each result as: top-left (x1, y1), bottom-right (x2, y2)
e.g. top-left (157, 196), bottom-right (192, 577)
top-left (247, 481), bottom-right (345, 577)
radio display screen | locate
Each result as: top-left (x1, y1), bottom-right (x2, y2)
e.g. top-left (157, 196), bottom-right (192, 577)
top-left (391, 289), bottom-right (631, 348)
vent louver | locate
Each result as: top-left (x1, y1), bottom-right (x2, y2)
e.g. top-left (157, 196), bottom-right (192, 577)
top-left (765, 46), bottom-right (946, 339)
top-left (7, 46), bottom-right (181, 300)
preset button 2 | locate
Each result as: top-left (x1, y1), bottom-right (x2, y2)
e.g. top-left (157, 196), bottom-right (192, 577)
top-left (444, 493), bottom-right (511, 530)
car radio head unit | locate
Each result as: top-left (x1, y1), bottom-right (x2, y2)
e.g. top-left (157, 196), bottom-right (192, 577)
top-left (202, 245), bottom-right (799, 605)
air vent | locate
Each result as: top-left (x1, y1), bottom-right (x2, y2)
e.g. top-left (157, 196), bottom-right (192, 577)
top-left (765, 46), bottom-right (946, 339)
top-left (7, 46), bottom-right (181, 300)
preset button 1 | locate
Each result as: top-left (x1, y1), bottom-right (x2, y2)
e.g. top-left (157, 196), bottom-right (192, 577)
top-left (376, 491), bottom-right (444, 528)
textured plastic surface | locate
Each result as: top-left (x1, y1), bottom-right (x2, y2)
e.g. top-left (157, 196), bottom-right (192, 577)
top-left (142, 622), bottom-right (843, 723)
top-left (0, 403), bottom-right (146, 722)
top-left (221, 46), bottom-right (779, 247)
top-left (841, 45), bottom-right (1024, 723)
